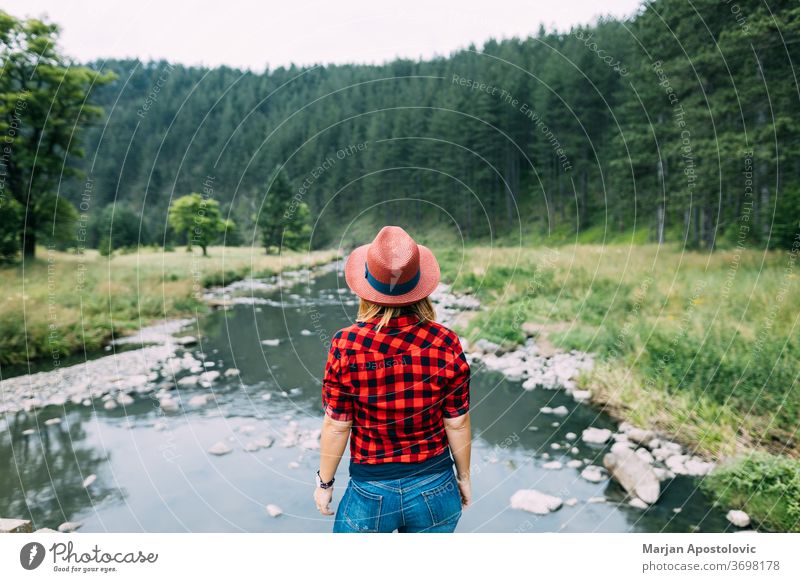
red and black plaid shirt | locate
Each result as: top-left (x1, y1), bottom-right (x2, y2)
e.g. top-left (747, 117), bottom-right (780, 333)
top-left (322, 314), bottom-right (470, 465)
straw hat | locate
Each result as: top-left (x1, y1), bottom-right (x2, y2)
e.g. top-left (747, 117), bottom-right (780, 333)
top-left (344, 226), bottom-right (440, 306)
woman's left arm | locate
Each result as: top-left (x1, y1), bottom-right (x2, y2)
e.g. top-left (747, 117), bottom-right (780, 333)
top-left (315, 413), bottom-right (352, 515)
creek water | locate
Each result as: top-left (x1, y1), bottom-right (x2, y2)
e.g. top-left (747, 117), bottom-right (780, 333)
top-left (0, 268), bottom-right (731, 532)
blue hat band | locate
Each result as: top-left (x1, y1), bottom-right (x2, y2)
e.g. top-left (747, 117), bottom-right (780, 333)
top-left (364, 262), bottom-right (421, 296)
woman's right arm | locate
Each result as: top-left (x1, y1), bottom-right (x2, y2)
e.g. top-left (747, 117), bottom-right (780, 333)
top-left (444, 412), bottom-right (472, 507)
top-left (443, 336), bottom-right (472, 507)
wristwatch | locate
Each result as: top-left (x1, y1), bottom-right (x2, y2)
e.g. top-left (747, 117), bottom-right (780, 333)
top-left (316, 470), bottom-right (335, 489)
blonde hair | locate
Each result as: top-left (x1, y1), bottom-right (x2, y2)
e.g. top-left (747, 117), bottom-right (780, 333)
top-left (357, 297), bottom-right (436, 331)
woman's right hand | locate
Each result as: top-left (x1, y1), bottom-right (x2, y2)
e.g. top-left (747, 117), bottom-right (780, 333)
top-left (456, 475), bottom-right (471, 508)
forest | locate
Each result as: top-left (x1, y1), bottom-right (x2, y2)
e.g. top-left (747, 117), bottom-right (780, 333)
top-left (3, 0), bottom-right (782, 254)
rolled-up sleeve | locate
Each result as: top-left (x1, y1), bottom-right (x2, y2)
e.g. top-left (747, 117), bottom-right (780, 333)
top-left (443, 337), bottom-right (470, 418)
top-left (321, 340), bottom-right (353, 421)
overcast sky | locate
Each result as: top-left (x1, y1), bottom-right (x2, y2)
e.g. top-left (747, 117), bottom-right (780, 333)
top-left (4, 0), bottom-right (643, 71)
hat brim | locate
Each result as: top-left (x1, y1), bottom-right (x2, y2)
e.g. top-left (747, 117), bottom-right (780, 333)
top-left (344, 243), bottom-right (440, 306)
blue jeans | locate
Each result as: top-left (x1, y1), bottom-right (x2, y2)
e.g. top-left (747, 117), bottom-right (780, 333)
top-left (333, 469), bottom-right (462, 533)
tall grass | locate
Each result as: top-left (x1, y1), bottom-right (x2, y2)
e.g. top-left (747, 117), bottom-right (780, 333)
top-left (438, 242), bottom-right (799, 530)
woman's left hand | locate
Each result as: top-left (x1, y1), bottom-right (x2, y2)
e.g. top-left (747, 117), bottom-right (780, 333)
top-left (314, 486), bottom-right (334, 515)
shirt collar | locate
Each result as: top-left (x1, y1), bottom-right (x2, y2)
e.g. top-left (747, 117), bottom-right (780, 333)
top-left (365, 314), bottom-right (421, 328)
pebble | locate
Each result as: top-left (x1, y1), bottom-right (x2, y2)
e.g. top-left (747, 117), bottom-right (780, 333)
top-left (587, 496), bottom-right (606, 503)
top-left (726, 510), bottom-right (751, 528)
top-left (265, 504), bottom-right (283, 517)
top-left (208, 442), bottom-right (232, 456)
top-left (44, 418), bottom-right (62, 426)
top-left (261, 339), bottom-right (280, 347)
top-left (159, 397), bottom-right (180, 412)
top-left (300, 329), bottom-right (313, 336)
top-left (117, 394), bottom-right (135, 406)
top-left (542, 461), bottom-right (562, 470)
top-left (629, 497), bottom-right (649, 510)
top-left (580, 465), bottom-right (606, 483)
top-left (188, 394), bottom-right (211, 407)
top-left (582, 427), bottom-right (612, 444)
top-left (566, 459), bottom-right (583, 468)
top-left (103, 400), bottom-right (117, 411)
top-left (223, 368), bottom-right (240, 377)
top-left (565, 432), bottom-right (577, 441)
top-left (510, 489), bottom-right (563, 514)
top-left (564, 497), bottom-right (578, 507)
top-left (58, 521), bottom-right (82, 533)
top-left (82, 474), bottom-right (97, 488)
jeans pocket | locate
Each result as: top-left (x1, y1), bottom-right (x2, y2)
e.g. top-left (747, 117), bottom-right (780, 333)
top-left (342, 480), bottom-right (383, 532)
top-left (421, 472), bottom-right (462, 526)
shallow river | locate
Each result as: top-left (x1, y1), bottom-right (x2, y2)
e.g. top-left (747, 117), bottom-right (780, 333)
top-left (0, 268), bottom-right (731, 532)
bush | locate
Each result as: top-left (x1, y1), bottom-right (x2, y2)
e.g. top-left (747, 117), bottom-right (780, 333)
top-left (700, 451), bottom-right (800, 532)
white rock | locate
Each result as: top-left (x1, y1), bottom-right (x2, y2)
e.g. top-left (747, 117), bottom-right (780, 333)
top-left (582, 427), bottom-right (612, 444)
top-left (44, 417), bottom-right (62, 426)
top-left (726, 510), bottom-right (751, 528)
top-left (587, 496), bottom-right (606, 503)
top-left (566, 459), bottom-right (583, 468)
top-left (571, 389), bottom-right (591, 402)
top-left (300, 329), bottom-right (313, 336)
top-left (188, 394), bottom-right (211, 407)
top-left (580, 465), bottom-right (606, 483)
top-left (542, 460), bottom-right (563, 470)
top-left (58, 521), bottom-right (82, 533)
top-left (565, 432), bottom-right (577, 441)
top-left (510, 489), bottom-right (563, 514)
top-left (199, 371), bottom-right (220, 383)
top-left (550, 443), bottom-right (561, 450)
top-left (626, 427), bottom-right (655, 444)
top-left (252, 437), bottom-right (274, 449)
top-left (177, 376), bottom-right (199, 387)
top-left (665, 454), bottom-right (689, 474)
top-left (635, 448), bottom-right (655, 464)
top-left (603, 448), bottom-right (661, 504)
top-left (611, 441), bottom-right (633, 454)
top-left (82, 474), bottom-right (97, 488)
top-left (261, 393), bottom-right (272, 401)
top-left (117, 393), bottom-right (134, 406)
top-left (103, 400), bottom-right (117, 411)
top-left (628, 497), bottom-right (649, 510)
top-left (159, 397), bottom-right (180, 412)
top-left (684, 456), bottom-right (715, 476)
top-left (223, 368), bottom-right (240, 377)
top-left (261, 339), bottom-right (280, 347)
top-left (564, 497), bottom-right (578, 507)
top-left (208, 441), bottom-right (232, 455)
top-left (265, 504), bottom-right (283, 517)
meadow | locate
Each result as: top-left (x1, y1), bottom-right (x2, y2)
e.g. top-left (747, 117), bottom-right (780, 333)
top-left (0, 246), bottom-right (339, 367)
top-left (438, 241), bottom-right (800, 532)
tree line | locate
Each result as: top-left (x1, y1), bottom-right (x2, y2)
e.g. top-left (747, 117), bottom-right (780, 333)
top-left (1, 0), bottom-right (799, 261)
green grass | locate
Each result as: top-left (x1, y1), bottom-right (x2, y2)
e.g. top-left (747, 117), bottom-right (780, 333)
top-left (700, 451), bottom-right (800, 532)
top-left (438, 242), bottom-right (800, 531)
top-left (0, 246), bottom-right (339, 365)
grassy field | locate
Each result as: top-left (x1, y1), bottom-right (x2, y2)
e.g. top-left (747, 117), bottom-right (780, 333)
top-left (0, 245), bottom-right (339, 367)
top-left (437, 242), bottom-right (800, 532)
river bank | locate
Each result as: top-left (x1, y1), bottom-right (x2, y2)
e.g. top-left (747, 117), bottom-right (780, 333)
top-left (436, 243), bottom-right (800, 532)
top-left (0, 246), bottom-right (339, 367)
